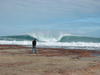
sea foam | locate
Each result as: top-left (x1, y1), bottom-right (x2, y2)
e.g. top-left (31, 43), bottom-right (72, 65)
top-left (0, 40), bottom-right (100, 50)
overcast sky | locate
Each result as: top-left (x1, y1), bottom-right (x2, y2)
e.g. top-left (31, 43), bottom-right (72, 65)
top-left (0, 0), bottom-right (100, 37)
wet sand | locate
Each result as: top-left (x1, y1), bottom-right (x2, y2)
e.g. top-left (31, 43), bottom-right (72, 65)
top-left (0, 45), bottom-right (100, 75)
top-left (0, 45), bottom-right (100, 56)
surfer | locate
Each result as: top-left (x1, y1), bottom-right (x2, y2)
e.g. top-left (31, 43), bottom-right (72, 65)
top-left (32, 39), bottom-right (37, 53)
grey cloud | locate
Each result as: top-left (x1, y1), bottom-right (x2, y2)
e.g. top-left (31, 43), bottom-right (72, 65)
top-left (0, 0), bottom-right (100, 22)
top-left (1, 0), bottom-right (100, 14)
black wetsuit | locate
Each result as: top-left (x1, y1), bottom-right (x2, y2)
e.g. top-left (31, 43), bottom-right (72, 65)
top-left (32, 40), bottom-right (36, 48)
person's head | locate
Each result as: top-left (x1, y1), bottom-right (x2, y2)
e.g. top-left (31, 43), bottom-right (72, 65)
top-left (34, 39), bottom-right (36, 41)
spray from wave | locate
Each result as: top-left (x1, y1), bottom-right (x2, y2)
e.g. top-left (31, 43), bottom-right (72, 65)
top-left (28, 32), bottom-right (72, 42)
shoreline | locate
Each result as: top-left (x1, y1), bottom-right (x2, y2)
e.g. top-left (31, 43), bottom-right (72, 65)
top-left (0, 44), bottom-right (100, 57)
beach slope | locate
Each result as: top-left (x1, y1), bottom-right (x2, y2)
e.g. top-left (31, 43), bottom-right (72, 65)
top-left (0, 45), bottom-right (100, 75)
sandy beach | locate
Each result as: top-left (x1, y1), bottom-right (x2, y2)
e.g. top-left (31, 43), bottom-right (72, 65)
top-left (0, 45), bottom-right (100, 75)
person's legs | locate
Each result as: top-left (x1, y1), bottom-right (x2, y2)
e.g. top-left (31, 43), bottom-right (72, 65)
top-left (34, 47), bottom-right (37, 54)
top-left (32, 47), bottom-right (35, 53)
top-left (32, 47), bottom-right (37, 53)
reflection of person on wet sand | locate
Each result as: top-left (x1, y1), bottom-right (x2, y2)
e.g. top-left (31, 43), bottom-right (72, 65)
top-left (32, 39), bottom-right (37, 53)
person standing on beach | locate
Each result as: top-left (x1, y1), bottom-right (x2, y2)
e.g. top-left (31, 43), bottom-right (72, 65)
top-left (32, 39), bottom-right (37, 53)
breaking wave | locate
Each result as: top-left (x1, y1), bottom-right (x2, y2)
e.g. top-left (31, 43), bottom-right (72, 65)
top-left (0, 32), bottom-right (100, 50)
top-left (28, 32), bottom-right (73, 42)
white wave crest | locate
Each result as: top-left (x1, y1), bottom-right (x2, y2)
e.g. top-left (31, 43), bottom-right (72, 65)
top-left (28, 32), bottom-right (72, 42)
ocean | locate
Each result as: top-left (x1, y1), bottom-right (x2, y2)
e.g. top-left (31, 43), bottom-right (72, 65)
top-left (0, 33), bottom-right (100, 50)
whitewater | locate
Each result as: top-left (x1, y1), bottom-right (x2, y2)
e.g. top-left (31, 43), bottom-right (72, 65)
top-left (0, 32), bottom-right (100, 50)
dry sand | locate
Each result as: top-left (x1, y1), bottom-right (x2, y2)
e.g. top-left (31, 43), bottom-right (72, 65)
top-left (0, 45), bottom-right (100, 75)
